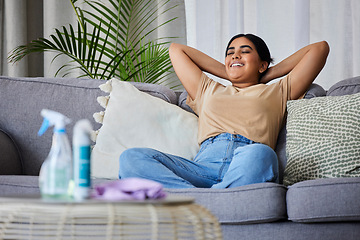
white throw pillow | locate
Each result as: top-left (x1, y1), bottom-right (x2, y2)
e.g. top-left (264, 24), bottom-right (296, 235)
top-left (91, 79), bottom-right (199, 179)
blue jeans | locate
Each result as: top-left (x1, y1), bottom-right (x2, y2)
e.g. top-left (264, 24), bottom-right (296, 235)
top-left (119, 133), bottom-right (279, 188)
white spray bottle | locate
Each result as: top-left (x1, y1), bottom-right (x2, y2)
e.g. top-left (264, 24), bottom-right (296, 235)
top-left (72, 119), bottom-right (93, 200)
top-left (38, 109), bottom-right (72, 200)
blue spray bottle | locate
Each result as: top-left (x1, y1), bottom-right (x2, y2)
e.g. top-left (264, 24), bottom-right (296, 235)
top-left (38, 109), bottom-right (72, 200)
top-left (72, 119), bottom-right (93, 200)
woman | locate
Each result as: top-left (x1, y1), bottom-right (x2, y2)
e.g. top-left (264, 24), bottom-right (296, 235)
top-left (119, 33), bottom-right (329, 189)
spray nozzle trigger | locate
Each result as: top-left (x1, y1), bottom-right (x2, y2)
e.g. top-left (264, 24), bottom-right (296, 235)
top-left (38, 118), bottom-right (50, 136)
top-left (38, 109), bottom-right (71, 136)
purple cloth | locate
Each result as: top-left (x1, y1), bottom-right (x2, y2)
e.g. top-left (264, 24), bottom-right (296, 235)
top-left (92, 178), bottom-right (167, 201)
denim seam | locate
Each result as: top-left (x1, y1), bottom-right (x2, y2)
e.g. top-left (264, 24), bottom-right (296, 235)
top-left (217, 140), bottom-right (233, 182)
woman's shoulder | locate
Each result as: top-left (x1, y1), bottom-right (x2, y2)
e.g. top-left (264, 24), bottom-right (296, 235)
top-left (266, 75), bottom-right (291, 89)
top-left (200, 73), bottom-right (227, 89)
top-left (266, 74), bottom-right (292, 100)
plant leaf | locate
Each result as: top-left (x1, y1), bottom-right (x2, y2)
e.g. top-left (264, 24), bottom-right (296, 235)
top-left (8, 0), bottom-right (180, 88)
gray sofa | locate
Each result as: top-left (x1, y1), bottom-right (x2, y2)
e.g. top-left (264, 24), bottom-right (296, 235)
top-left (0, 75), bottom-right (359, 240)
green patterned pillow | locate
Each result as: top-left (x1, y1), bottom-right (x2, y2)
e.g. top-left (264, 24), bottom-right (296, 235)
top-left (283, 92), bottom-right (360, 186)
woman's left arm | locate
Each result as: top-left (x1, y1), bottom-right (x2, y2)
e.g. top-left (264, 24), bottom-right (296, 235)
top-left (261, 41), bottom-right (330, 99)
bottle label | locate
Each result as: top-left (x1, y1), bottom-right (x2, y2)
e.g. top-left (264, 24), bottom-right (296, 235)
top-left (77, 146), bottom-right (91, 187)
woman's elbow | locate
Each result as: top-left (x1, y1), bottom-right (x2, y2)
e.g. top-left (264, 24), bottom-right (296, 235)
top-left (169, 43), bottom-right (181, 54)
top-left (168, 43), bottom-right (180, 61)
top-left (319, 41), bottom-right (330, 57)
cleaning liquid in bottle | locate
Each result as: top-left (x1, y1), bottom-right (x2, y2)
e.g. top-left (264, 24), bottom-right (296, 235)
top-left (38, 109), bottom-right (72, 200)
top-left (73, 119), bottom-right (93, 201)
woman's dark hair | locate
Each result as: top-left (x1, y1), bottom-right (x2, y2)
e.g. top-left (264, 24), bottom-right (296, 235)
top-left (225, 33), bottom-right (273, 80)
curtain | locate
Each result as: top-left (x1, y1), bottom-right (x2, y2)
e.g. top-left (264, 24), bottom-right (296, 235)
top-left (1, 0), bottom-right (43, 77)
top-left (0, 0), bottom-right (3, 75)
top-left (2, 0), bottom-right (359, 89)
top-left (0, 0), bottom-right (186, 78)
top-left (184, 0), bottom-right (360, 90)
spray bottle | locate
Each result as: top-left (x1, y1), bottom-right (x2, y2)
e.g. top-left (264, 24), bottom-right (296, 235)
top-left (38, 109), bottom-right (72, 200)
top-left (72, 119), bottom-right (93, 200)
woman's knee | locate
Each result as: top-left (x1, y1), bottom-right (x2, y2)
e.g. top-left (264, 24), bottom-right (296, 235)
top-left (251, 144), bottom-right (279, 181)
top-left (119, 148), bottom-right (154, 177)
top-left (239, 144), bottom-right (277, 162)
top-left (235, 144), bottom-right (279, 181)
top-left (120, 148), bottom-right (141, 165)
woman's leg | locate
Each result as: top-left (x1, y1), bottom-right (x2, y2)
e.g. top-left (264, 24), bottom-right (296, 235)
top-left (119, 148), bottom-right (219, 188)
top-left (211, 143), bottom-right (279, 189)
top-left (119, 134), bottom-right (278, 189)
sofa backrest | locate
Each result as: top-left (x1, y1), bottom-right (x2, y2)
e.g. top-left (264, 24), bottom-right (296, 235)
top-left (2, 75), bottom-right (359, 178)
top-left (0, 76), bottom-right (105, 175)
top-left (0, 76), bottom-right (177, 175)
top-left (327, 76), bottom-right (360, 96)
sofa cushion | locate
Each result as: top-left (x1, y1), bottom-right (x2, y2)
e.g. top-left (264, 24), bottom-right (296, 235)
top-left (0, 177), bottom-right (288, 225)
top-left (178, 91), bottom-right (196, 114)
top-left (92, 79), bottom-right (199, 179)
top-left (0, 175), bottom-right (40, 196)
top-left (0, 176), bottom-right (111, 196)
top-left (283, 92), bottom-right (360, 186)
top-left (287, 177), bottom-right (360, 222)
top-left (166, 182), bottom-right (287, 224)
top-left (0, 129), bottom-right (22, 175)
top-left (303, 83), bottom-right (327, 99)
top-left (327, 76), bottom-right (360, 96)
top-left (275, 83), bottom-right (326, 184)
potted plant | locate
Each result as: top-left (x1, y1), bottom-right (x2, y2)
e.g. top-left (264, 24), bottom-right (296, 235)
top-left (8, 0), bottom-right (179, 88)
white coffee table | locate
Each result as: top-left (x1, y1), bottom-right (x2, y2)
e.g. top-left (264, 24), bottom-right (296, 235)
top-left (0, 195), bottom-right (222, 240)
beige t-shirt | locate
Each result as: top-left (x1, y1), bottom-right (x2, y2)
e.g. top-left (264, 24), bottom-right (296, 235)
top-left (186, 73), bottom-right (292, 150)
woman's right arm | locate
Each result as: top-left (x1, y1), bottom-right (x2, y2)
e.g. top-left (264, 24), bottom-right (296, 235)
top-left (169, 43), bottom-right (227, 99)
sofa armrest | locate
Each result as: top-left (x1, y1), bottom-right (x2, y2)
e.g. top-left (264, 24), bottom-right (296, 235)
top-left (0, 129), bottom-right (23, 175)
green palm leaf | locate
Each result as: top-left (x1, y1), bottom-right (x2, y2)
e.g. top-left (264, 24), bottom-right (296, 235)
top-left (8, 0), bottom-right (179, 88)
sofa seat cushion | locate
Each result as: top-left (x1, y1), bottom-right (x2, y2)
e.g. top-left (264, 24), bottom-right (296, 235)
top-left (166, 182), bottom-right (287, 224)
top-left (0, 175), bottom-right (40, 196)
top-left (287, 177), bottom-right (360, 223)
top-left (0, 176), bottom-right (114, 197)
top-left (0, 177), bottom-right (287, 225)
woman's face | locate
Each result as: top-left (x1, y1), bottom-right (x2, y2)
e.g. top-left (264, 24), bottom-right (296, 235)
top-left (225, 37), bottom-right (267, 87)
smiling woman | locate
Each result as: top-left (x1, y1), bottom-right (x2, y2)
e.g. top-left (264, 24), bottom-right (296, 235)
top-left (118, 33), bottom-right (329, 189)
top-left (225, 33), bottom-right (273, 84)
top-left (225, 38), bottom-right (268, 87)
